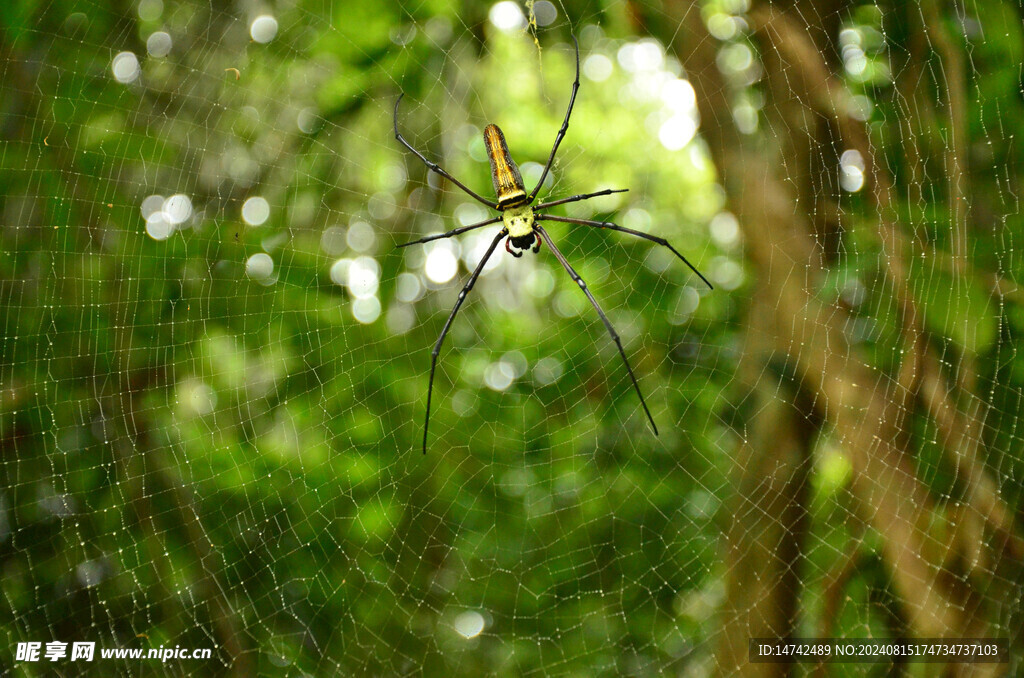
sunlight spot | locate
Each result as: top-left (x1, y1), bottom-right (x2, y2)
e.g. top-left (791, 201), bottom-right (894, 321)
top-left (489, 2), bottom-right (526, 32)
top-left (162, 194), bottom-right (192, 225)
top-left (395, 272), bottom-right (423, 302)
top-left (329, 258), bottom-right (351, 286)
top-left (368, 193), bottom-right (396, 220)
top-left (527, 268), bottom-right (555, 298)
top-left (533, 357), bottom-right (563, 386)
top-left (390, 24), bottom-right (417, 46)
top-left (484, 361), bottom-right (515, 391)
top-left (710, 212), bottom-right (740, 247)
top-left (844, 49), bottom-right (867, 77)
top-left (378, 163), bottom-right (406, 192)
top-left (347, 256), bottom-right (380, 299)
top-left (452, 389), bottom-right (479, 417)
top-left (503, 351), bottom-right (528, 378)
top-left (554, 290), bottom-right (582, 317)
top-left (321, 226), bottom-right (346, 255)
top-left (840, 149), bottom-right (865, 192)
top-left (670, 287), bottom-right (701, 325)
top-left (848, 94), bottom-right (873, 122)
top-left (583, 54), bottom-right (613, 82)
top-left (261, 231), bottom-right (287, 253)
top-left (620, 40), bottom-right (664, 73)
top-left (634, 40), bottom-right (665, 71)
top-left (297, 107), bottom-right (319, 134)
top-left (617, 44), bottom-right (637, 71)
top-left (468, 132), bottom-right (488, 163)
top-left (662, 79), bottom-right (697, 113)
top-left (146, 31), bottom-right (172, 57)
top-left (250, 15), bottom-right (278, 43)
top-left (242, 196), bottom-right (270, 225)
top-left (425, 246), bottom-right (458, 284)
top-left (842, 278), bottom-right (867, 307)
top-left (622, 208), bottom-right (652, 232)
top-left (386, 304), bottom-right (414, 334)
top-left (732, 103), bottom-right (758, 135)
top-left (706, 12), bottom-right (738, 40)
top-left (141, 194), bottom-right (165, 219)
top-left (455, 202), bottom-right (488, 227)
top-left (76, 560), bottom-right (103, 588)
top-left (839, 28), bottom-right (862, 48)
top-left (465, 232), bottom-right (501, 274)
top-left (659, 114), bottom-right (697, 151)
top-left (346, 220), bottom-right (376, 252)
top-left (712, 258), bottom-right (744, 290)
top-left (454, 611), bottom-right (486, 639)
top-left (718, 43), bottom-right (753, 75)
top-left (520, 162), bottom-right (551, 193)
top-left (111, 52), bottom-right (140, 83)
top-left (532, 1), bottom-right (557, 26)
top-left (145, 212), bottom-right (173, 241)
top-left (137, 0), bottom-right (162, 21)
top-left (352, 296), bottom-right (381, 324)
top-left (181, 379), bottom-right (217, 416)
top-left (245, 253), bottom-right (274, 282)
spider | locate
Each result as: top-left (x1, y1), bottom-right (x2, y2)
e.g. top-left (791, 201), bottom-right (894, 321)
top-left (394, 35), bottom-right (713, 453)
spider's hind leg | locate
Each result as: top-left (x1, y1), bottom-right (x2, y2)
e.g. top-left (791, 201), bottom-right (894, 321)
top-left (532, 231), bottom-right (542, 254)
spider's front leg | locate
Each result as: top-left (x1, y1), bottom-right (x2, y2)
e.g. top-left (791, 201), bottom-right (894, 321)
top-left (505, 237), bottom-right (523, 258)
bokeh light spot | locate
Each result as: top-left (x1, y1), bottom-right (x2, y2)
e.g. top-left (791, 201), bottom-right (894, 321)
top-left (489, 2), bottom-right (525, 32)
top-left (250, 15), bottom-right (278, 43)
top-left (111, 51), bottom-right (140, 83)
top-left (242, 196), bottom-right (270, 226)
top-left (245, 253), bottom-right (274, 282)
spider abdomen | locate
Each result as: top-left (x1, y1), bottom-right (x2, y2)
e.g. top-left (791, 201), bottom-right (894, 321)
top-left (484, 124), bottom-right (528, 208)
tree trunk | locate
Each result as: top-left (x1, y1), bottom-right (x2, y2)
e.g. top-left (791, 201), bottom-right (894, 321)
top-left (637, 2), bottom-right (1016, 675)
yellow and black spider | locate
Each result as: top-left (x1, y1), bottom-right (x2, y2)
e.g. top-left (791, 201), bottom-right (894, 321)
top-left (394, 35), bottom-right (712, 453)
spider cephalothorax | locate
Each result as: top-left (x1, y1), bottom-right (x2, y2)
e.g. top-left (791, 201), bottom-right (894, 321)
top-left (394, 34), bottom-right (713, 453)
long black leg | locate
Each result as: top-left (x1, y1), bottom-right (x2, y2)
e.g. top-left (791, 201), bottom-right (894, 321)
top-left (421, 228), bottom-right (508, 453)
top-left (533, 188), bottom-right (628, 211)
top-left (535, 225), bottom-right (658, 435)
top-left (526, 35), bottom-right (580, 205)
top-left (538, 215), bottom-right (713, 290)
top-left (394, 94), bottom-right (499, 210)
top-left (397, 216), bottom-right (502, 249)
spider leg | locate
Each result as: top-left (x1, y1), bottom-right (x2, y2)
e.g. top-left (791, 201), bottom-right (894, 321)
top-left (538, 215), bottom-right (713, 290)
top-left (533, 188), bottom-right (628, 211)
top-left (422, 228), bottom-right (508, 453)
top-left (397, 216), bottom-right (502, 248)
top-left (505, 238), bottom-right (523, 258)
top-left (526, 35), bottom-right (580, 205)
top-left (394, 94), bottom-right (500, 210)
top-left (532, 231), bottom-right (542, 253)
top-left (535, 225), bottom-right (658, 435)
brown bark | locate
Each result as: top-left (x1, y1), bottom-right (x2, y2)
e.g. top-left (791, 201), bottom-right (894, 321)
top-left (635, 2), bottom-right (1010, 675)
top-left (746, 2), bottom-right (1022, 563)
top-left (715, 299), bottom-right (815, 676)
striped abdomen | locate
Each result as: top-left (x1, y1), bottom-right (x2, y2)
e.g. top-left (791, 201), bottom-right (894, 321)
top-left (484, 124), bottom-right (527, 208)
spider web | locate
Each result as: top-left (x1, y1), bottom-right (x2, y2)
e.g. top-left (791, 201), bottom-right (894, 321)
top-left (1, 0), bottom-right (1021, 675)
